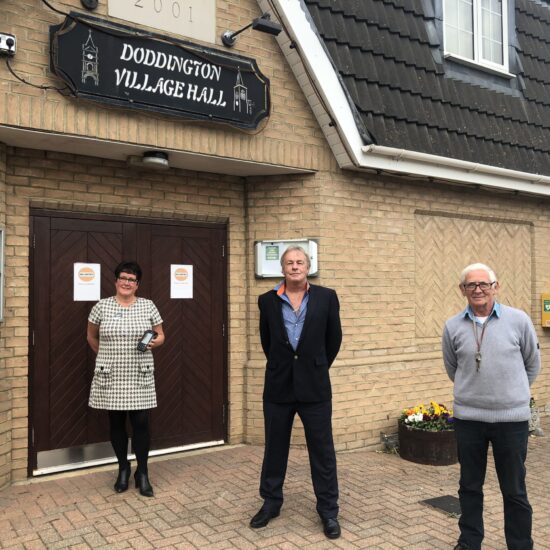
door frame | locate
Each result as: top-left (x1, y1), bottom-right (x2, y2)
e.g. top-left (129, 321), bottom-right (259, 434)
top-left (28, 208), bottom-right (229, 476)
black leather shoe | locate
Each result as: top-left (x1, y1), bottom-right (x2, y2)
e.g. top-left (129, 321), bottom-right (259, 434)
top-left (322, 517), bottom-right (341, 539)
top-left (114, 462), bottom-right (131, 493)
top-left (134, 471), bottom-right (154, 497)
top-left (249, 506), bottom-right (280, 528)
top-left (453, 544), bottom-right (471, 550)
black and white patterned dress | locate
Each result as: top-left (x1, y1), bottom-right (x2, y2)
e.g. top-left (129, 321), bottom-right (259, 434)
top-left (88, 297), bottom-right (163, 410)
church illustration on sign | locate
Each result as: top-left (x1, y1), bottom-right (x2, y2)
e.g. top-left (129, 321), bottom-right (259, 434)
top-left (234, 69), bottom-right (254, 115)
top-left (82, 30), bottom-right (99, 85)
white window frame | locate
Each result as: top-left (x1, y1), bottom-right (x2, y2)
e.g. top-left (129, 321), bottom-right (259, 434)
top-left (443, 0), bottom-right (510, 76)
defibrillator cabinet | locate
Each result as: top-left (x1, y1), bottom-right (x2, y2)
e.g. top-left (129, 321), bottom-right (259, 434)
top-left (254, 239), bottom-right (318, 278)
top-left (542, 294), bottom-right (550, 328)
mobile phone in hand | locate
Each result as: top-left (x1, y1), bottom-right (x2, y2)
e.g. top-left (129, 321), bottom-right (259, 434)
top-left (137, 330), bottom-right (157, 352)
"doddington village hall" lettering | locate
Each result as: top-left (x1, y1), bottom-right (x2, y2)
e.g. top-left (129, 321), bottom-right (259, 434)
top-left (51, 15), bottom-right (270, 129)
top-left (115, 44), bottom-right (226, 106)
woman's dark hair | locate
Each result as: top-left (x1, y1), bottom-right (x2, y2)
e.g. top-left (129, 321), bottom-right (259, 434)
top-left (114, 261), bottom-right (142, 282)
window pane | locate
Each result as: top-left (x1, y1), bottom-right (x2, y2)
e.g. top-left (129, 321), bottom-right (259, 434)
top-left (445, 0), bottom-right (458, 22)
top-left (446, 27), bottom-right (459, 54)
top-left (481, 0), bottom-right (502, 12)
top-left (492, 13), bottom-right (503, 42)
top-left (482, 37), bottom-right (491, 58)
top-left (445, 0), bottom-right (474, 59)
top-left (492, 40), bottom-right (503, 64)
top-left (481, 0), bottom-right (503, 64)
top-left (459, 30), bottom-right (474, 59)
top-left (459, 0), bottom-right (474, 32)
top-left (482, 12), bottom-right (490, 37)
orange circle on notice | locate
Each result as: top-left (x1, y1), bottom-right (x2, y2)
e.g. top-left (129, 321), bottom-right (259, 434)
top-left (78, 266), bottom-right (95, 282)
top-left (174, 268), bottom-right (188, 282)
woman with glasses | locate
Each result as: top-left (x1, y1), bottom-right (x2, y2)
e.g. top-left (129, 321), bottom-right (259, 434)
top-left (87, 261), bottom-right (165, 497)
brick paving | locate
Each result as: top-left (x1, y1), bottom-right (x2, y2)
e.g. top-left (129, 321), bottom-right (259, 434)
top-left (0, 418), bottom-right (548, 549)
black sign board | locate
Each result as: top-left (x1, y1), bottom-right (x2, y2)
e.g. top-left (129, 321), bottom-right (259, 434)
top-left (50, 14), bottom-right (270, 129)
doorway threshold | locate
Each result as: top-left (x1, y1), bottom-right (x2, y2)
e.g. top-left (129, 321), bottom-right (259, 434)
top-left (34, 440), bottom-right (225, 476)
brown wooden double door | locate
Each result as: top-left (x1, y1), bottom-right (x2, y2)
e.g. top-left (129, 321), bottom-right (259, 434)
top-left (30, 209), bottom-right (227, 473)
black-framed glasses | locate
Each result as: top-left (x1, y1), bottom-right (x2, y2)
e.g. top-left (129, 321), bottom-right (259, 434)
top-left (463, 281), bottom-right (495, 291)
top-left (118, 276), bottom-right (138, 284)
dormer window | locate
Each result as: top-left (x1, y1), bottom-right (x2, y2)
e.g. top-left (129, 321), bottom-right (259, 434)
top-left (444, 0), bottom-right (509, 73)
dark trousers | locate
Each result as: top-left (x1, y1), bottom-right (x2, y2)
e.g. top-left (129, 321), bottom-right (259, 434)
top-left (454, 419), bottom-right (532, 550)
top-left (108, 410), bottom-right (150, 474)
top-left (259, 400), bottom-right (338, 520)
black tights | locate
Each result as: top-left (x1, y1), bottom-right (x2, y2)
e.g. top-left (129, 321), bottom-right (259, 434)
top-left (108, 410), bottom-right (150, 474)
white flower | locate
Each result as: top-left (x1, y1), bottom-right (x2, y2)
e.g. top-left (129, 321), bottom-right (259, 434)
top-left (406, 412), bottom-right (423, 423)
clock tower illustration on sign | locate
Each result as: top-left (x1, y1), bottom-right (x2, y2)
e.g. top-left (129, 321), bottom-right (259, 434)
top-left (81, 30), bottom-right (99, 85)
top-left (234, 68), bottom-right (253, 114)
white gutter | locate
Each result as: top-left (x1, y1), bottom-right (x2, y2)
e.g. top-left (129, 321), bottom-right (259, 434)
top-left (260, 0), bottom-right (550, 198)
top-left (363, 144), bottom-right (550, 196)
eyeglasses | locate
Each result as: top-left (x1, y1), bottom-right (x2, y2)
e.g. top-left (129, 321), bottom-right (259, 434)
top-left (118, 276), bottom-right (138, 284)
top-left (463, 281), bottom-right (495, 291)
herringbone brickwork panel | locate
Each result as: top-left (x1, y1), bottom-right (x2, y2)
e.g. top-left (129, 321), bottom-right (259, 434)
top-left (415, 213), bottom-right (532, 337)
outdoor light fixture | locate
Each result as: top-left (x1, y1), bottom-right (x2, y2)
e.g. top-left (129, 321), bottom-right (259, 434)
top-left (127, 151), bottom-right (170, 170)
top-left (221, 13), bottom-right (282, 47)
top-left (80, 0), bottom-right (98, 9)
top-left (142, 151), bottom-right (169, 168)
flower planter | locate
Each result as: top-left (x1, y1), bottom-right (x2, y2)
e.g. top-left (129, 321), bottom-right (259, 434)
top-left (398, 422), bottom-right (458, 466)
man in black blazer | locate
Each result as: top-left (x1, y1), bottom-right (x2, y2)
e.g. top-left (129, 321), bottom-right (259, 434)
top-left (250, 246), bottom-right (342, 539)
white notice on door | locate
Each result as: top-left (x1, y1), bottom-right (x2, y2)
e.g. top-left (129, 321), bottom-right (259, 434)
top-left (171, 264), bottom-right (193, 299)
top-left (74, 263), bottom-right (101, 301)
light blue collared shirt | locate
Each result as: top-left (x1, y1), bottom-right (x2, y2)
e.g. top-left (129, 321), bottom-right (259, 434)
top-left (274, 281), bottom-right (310, 351)
top-left (462, 302), bottom-right (501, 324)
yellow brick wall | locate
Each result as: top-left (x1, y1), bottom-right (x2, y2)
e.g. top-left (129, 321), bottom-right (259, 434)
top-left (245, 170), bottom-right (550, 450)
top-left (2, 146), bottom-right (249, 482)
top-left (0, 0), bottom-right (329, 172)
top-left (0, 0), bottom-right (333, 485)
top-left (0, 143), bottom-right (9, 488)
top-left (2, 149), bottom-right (549, 482)
top-left (0, 0), bottom-right (549, 487)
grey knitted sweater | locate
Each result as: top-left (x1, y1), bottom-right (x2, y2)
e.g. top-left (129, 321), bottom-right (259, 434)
top-left (442, 303), bottom-right (540, 423)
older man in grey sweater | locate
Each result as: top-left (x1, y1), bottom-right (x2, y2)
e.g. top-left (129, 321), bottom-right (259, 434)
top-left (442, 263), bottom-right (540, 550)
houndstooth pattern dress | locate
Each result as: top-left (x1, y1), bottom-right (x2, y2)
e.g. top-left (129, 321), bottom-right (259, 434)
top-left (88, 297), bottom-right (163, 410)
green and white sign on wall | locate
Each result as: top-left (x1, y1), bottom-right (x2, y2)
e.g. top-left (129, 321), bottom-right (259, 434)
top-left (543, 295), bottom-right (550, 328)
top-left (254, 239), bottom-right (319, 278)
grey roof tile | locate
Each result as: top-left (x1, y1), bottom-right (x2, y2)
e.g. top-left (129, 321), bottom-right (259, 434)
top-left (304, 0), bottom-right (550, 176)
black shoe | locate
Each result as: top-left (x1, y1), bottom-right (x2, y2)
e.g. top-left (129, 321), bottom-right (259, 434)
top-left (249, 506), bottom-right (280, 528)
top-left (322, 517), bottom-right (341, 539)
top-left (114, 462), bottom-right (131, 493)
top-left (453, 545), bottom-right (471, 550)
top-left (134, 471), bottom-right (154, 497)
